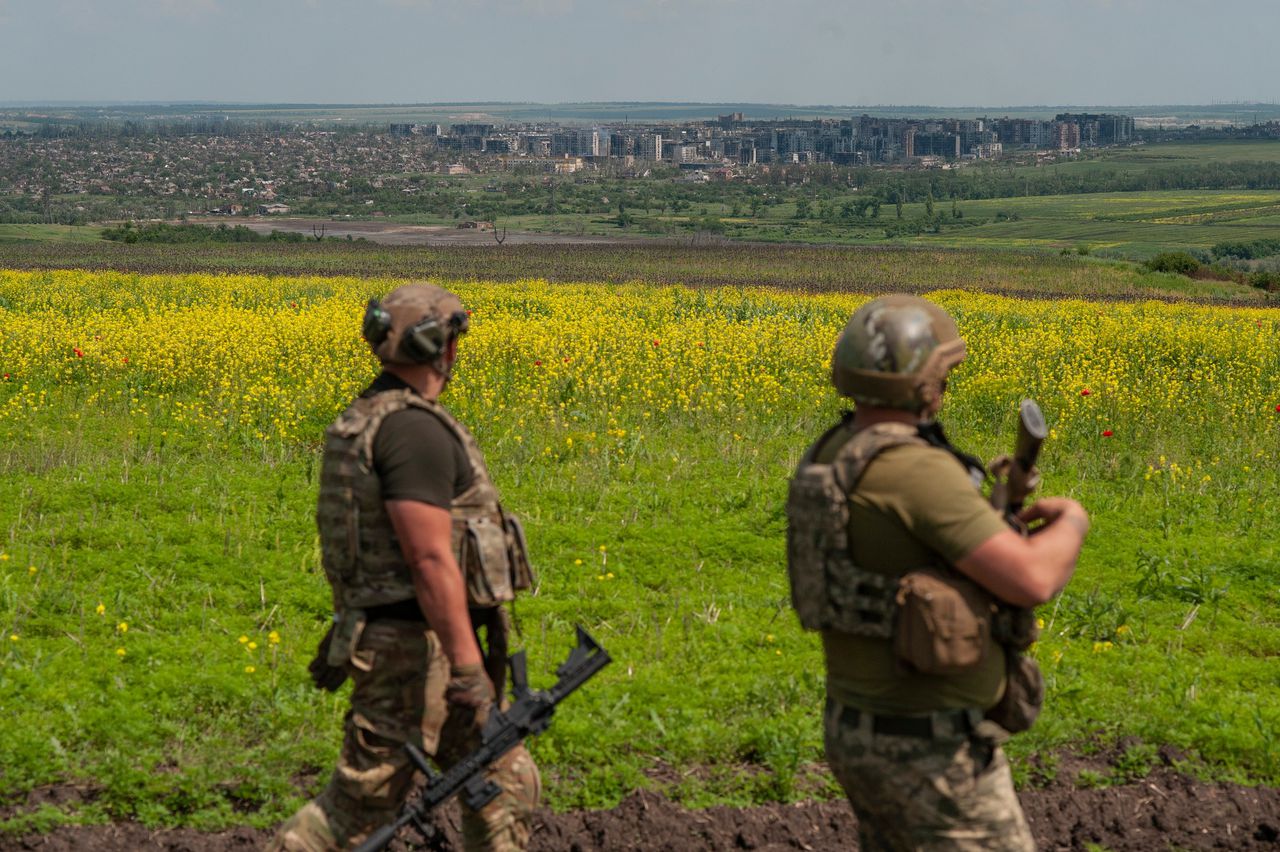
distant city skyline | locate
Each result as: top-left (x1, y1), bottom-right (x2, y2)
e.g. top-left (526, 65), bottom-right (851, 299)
top-left (3, 0), bottom-right (1278, 106)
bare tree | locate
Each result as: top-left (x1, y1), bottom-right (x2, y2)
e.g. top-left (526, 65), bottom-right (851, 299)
top-left (312, 223), bottom-right (326, 241)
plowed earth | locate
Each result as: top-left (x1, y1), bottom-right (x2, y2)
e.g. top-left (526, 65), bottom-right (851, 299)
top-left (7, 752), bottom-right (1279, 851)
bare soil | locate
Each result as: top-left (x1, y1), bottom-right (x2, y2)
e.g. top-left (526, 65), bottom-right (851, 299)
top-left (7, 751), bottom-right (1278, 851)
top-left (199, 217), bottom-right (639, 246)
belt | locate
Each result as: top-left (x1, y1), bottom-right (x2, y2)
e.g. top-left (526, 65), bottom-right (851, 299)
top-left (364, 599), bottom-right (427, 623)
top-left (833, 701), bottom-right (981, 740)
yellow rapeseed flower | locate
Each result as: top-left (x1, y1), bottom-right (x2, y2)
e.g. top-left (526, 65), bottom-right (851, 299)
top-left (116, 622), bottom-right (128, 633)
top-left (116, 647), bottom-right (126, 657)
top-left (95, 603), bottom-right (105, 616)
top-left (244, 665), bottom-right (256, 674)
top-left (268, 631), bottom-right (281, 645)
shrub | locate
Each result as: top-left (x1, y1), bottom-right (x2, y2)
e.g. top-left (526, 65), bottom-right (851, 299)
top-left (1210, 238), bottom-right (1280, 261)
top-left (1248, 270), bottom-right (1280, 291)
top-left (1144, 252), bottom-right (1201, 276)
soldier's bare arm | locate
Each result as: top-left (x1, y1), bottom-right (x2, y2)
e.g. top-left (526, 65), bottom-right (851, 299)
top-left (953, 496), bottom-right (1090, 607)
top-left (385, 499), bottom-right (484, 668)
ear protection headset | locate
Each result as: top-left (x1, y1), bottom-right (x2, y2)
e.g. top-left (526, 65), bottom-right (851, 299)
top-left (362, 297), bottom-right (470, 365)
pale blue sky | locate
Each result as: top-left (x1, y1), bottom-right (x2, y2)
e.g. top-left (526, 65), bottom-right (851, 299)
top-left (2, 0), bottom-right (1277, 106)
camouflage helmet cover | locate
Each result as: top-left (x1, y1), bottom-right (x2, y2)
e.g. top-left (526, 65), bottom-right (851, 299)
top-left (831, 295), bottom-right (965, 411)
top-left (367, 283), bottom-right (468, 366)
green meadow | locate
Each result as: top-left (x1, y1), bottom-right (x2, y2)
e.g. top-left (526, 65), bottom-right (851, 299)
top-left (1, 269), bottom-right (1277, 834)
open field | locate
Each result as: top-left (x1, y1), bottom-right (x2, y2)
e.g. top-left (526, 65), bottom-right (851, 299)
top-left (0, 239), bottom-right (1268, 303)
top-left (2, 270), bottom-right (1278, 841)
top-left (603, 188), bottom-right (1280, 259)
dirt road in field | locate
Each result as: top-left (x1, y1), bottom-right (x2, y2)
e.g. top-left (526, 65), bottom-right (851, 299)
top-left (199, 217), bottom-right (641, 246)
top-left (8, 751), bottom-right (1278, 851)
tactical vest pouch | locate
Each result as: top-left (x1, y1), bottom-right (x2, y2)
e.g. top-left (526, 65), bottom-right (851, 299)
top-left (992, 606), bottom-right (1040, 652)
top-left (461, 515), bottom-right (514, 606)
top-left (786, 464), bottom-right (896, 637)
top-left (894, 567), bottom-right (992, 674)
top-left (503, 512), bottom-right (535, 593)
top-left (326, 609), bottom-right (367, 669)
top-left (984, 653), bottom-right (1044, 733)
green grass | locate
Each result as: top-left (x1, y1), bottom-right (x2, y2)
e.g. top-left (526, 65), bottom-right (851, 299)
top-left (0, 224), bottom-right (103, 243)
top-left (1, 275), bottom-right (1278, 834)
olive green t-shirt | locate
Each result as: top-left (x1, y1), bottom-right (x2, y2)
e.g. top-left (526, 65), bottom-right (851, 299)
top-left (819, 435), bottom-right (1009, 715)
top-left (362, 373), bottom-right (474, 509)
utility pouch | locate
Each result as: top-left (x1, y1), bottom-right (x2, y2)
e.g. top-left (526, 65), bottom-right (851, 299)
top-left (992, 605), bottom-right (1040, 652)
top-left (461, 515), bottom-right (514, 607)
top-left (894, 567), bottom-right (992, 674)
top-left (985, 653), bottom-right (1045, 734)
top-left (326, 609), bottom-right (368, 669)
top-left (503, 511), bottom-right (535, 593)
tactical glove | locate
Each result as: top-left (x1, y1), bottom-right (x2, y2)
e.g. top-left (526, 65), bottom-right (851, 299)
top-left (308, 624), bottom-right (349, 692)
top-left (445, 662), bottom-right (495, 734)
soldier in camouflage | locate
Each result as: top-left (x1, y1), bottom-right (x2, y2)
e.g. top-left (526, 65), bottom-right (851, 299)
top-left (269, 284), bottom-right (538, 852)
top-left (787, 295), bottom-right (1089, 851)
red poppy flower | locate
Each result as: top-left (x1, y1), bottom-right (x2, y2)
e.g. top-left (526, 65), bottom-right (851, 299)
top-left (1080, 388), bottom-right (1092, 397)
top-left (1275, 404), bottom-right (1280, 413)
top-left (1101, 429), bottom-right (1113, 437)
top-left (534, 360), bottom-right (542, 367)
top-left (73, 348), bottom-right (84, 358)
top-left (652, 339), bottom-right (660, 347)
top-left (122, 357), bottom-right (129, 364)
top-left (2, 373), bottom-right (9, 380)
top-left (563, 357), bottom-right (570, 363)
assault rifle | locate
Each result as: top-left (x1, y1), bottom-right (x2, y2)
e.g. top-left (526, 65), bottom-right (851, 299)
top-left (989, 399), bottom-right (1047, 530)
top-left (354, 626), bottom-right (611, 852)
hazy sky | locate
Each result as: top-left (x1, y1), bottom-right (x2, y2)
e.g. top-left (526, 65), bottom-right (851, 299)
top-left (2, 0), bottom-right (1277, 106)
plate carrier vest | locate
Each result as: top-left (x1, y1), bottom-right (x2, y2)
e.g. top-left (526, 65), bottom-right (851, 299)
top-left (786, 420), bottom-right (932, 637)
top-left (316, 388), bottom-right (534, 613)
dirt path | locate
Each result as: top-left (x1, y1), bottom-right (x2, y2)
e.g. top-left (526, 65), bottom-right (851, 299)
top-left (8, 763), bottom-right (1277, 851)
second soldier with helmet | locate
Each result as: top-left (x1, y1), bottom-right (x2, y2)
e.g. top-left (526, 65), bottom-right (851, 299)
top-left (788, 295), bottom-right (1089, 850)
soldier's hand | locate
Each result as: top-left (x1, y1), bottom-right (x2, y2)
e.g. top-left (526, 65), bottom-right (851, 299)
top-left (445, 662), bottom-right (495, 733)
top-left (1018, 497), bottom-right (1089, 537)
top-left (308, 625), bottom-right (349, 692)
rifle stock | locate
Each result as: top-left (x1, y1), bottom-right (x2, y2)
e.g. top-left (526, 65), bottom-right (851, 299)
top-left (990, 399), bottom-right (1047, 526)
top-left (1008, 399), bottom-right (1047, 513)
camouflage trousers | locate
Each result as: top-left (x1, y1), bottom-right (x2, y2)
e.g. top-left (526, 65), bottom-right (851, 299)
top-left (269, 619), bottom-right (540, 852)
top-left (823, 698), bottom-right (1034, 852)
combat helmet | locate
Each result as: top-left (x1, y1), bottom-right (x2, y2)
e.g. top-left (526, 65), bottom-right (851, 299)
top-left (831, 295), bottom-right (965, 413)
top-left (362, 283), bottom-right (470, 370)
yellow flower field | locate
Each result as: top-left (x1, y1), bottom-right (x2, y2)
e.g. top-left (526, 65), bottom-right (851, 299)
top-left (1, 270), bottom-right (1276, 457)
